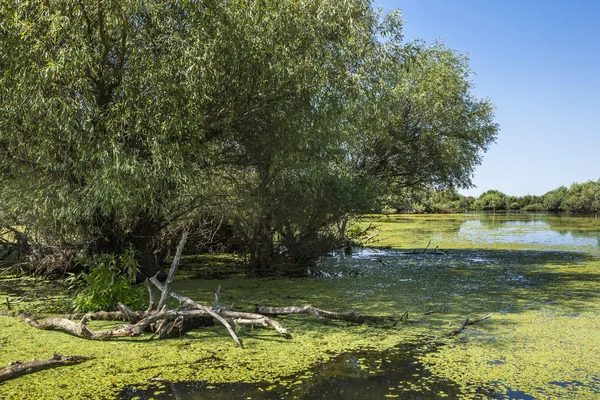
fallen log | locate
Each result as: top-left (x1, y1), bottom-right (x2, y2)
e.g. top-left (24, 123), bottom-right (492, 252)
top-left (448, 313), bottom-right (492, 336)
top-left (16, 232), bottom-right (405, 347)
top-left (256, 306), bottom-right (406, 325)
top-left (22, 309), bottom-right (215, 340)
top-left (149, 277), bottom-right (244, 347)
top-left (0, 354), bottom-right (90, 383)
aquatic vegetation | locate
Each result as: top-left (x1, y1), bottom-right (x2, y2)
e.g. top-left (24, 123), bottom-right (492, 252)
top-left (1, 213), bottom-right (599, 399)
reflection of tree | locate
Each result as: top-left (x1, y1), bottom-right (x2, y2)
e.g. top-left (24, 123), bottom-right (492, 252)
top-left (544, 216), bottom-right (600, 246)
top-left (461, 214), bottom-right (600, 246)
top-left (466, 214), bottom-right (541, 230)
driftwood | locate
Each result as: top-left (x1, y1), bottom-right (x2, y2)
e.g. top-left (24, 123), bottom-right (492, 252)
top-left (16, 231), bottom-right (407, 348)
top-left (158, 230), bottom-right (188, 311)
top-left (257, 306), bottom-right (407, 325)
top-left (0, 354), bottom-right (90, 383)
top-left (448, 314), bottom-right (492, 336)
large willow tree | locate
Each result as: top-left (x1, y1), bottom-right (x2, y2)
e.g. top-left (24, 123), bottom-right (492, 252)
top-left (0, 1), bottom-right (498, 277)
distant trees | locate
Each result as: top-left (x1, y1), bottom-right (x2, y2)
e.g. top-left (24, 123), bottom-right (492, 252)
top-left (0, 0), bottom-right (498, 277)
top-left (389, 180), bottom-right (600, 215)
top-left (561, 180), bottom-right (600, 213)
top-left (473, 190), bottom-right (507, 212)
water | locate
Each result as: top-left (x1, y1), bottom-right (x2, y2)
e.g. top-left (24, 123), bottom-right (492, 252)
top-left (458, 218), bottom-right (598, 248)
top-left (120, 213), bottom-right (600, 400)
top-left (121, 341), bottom-right (496, 400)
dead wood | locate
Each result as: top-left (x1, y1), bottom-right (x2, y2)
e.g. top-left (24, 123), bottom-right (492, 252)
top-left (256, 306), bottom-right (406, 325)
top-left (58, 311), bottom-right (129, 321)
top-left (0, 354), bottom-right (90, 383)
top-left (22, 310), bottom-right (214, 340)
top-left (219, 310), bottom-right (291, 338)
top-left (448, 313), bottom-right (492, 336)
top-left (158, 230), bottom-right (188, 311)
top-left (149, 277), bottom-right (243, 347)
top-left (422, 240), bottom-right (431, 254)
top-left (144, 279), bottom-right (159, 313)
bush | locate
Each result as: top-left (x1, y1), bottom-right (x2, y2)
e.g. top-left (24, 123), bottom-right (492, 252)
top-left (508, 202), bottom-right (522, 210)
top-left (70, 246), bottom-right (146, 312)
top-left (522, 203), bottom-right (545, 212)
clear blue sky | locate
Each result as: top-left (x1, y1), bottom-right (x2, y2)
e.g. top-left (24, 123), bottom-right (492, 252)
top-left (374, 0), bottom-right (600, 197)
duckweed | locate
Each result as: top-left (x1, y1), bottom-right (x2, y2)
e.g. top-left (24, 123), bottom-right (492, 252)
top-left (1, 213), bottom-right (599, 399)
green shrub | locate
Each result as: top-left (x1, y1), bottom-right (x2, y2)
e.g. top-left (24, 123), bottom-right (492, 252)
top-left (522, 203), bottom-right (545, 212)
top-left (508, 202), bottom-right (522, 210)
top-left (71, 246), bottom-right (147, 312)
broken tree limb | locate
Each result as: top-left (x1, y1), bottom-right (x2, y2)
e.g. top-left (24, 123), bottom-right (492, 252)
top-left (22, 309), bottom-right (213, 340)
top-left (58, 311), bottom-right (129, 321)
top-left (149, 277), bottom-right (243, 347)
top-left (422, 240), bottom-right (431, 254)
top-left (117, 302), bottom-right (142, 324)
top-left (219, 311), bottom-right (291, 338)
top-left (149, 278), bottom-right (290, 339)
top-left (22, 314), bottom-right (132, 340)
top-left (145, 278), bottom-right (159, 313)
top-left (256, 306), bottom-right (405, 325)
top-left (448, 313), bottom-right (492, 336)
top-left (0, 354), bottom-right (91, 383)
top-left (158, 230), bottom-right (189, 311)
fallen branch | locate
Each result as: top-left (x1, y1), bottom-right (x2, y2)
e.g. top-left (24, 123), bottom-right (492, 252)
top-left (256, 306), bottom-right (406, 325)
top-left (220, 310), bottom-right (291, 338)
top-left (448, 313), bottom-right (492, 336)
top-left (22, 310), bottom-right (213, 340)
top-left (150, 277), bottom-right (243, 347)
top-left (0, 354), bottom-right (90, 383)
top-left (157, 230), bottom-right (188, 311)
top-left (59, 310), bottom-right (130, 321)
top-left (422, 240), bottom-right (431, 254)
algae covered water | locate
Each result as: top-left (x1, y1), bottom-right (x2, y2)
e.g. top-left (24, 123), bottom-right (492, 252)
top-left (1, 213), bottom-right (599, 399)
top-left (118, 213), bottom-right (600, 400)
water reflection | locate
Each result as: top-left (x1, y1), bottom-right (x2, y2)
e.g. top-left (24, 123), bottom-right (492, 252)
top-left (458, 216), bottom-right (599, 249)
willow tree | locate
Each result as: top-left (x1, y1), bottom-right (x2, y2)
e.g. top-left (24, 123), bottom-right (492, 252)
top-left (215, 10), bottom-right (499, 275)
top-left (355, 20), bottom-right (499, 201)
top-left (0, 0), bottom-right (386, 276)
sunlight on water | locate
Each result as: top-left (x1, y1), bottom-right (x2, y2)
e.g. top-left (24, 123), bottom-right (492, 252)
top-left (458, 219), bottom-right (598, 249)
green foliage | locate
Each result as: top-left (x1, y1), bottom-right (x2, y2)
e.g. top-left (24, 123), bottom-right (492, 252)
top-left (508, 202), bottom-right (522, 211)
top-left (469, 180), bottom-right (600, 214)
top-left (562, 180), bottom-right (600, 213)
top-left (522, 203), bottom-right (545, 212)
top-left (0, 0), bottom-right (499, 276)
top-left (71, 246), bottom-right (145, 312)
top-left (473, 190), bottom-right (507, 211)
top-left (387, 188), bottom-right (474, 214)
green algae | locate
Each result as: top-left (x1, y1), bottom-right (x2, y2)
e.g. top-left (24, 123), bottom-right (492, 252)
top-left (1, 213), bottom-right (600, 399)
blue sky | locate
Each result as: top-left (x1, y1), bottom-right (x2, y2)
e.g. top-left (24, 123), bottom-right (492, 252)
top-left (374, 0), bottom-right (600, 197)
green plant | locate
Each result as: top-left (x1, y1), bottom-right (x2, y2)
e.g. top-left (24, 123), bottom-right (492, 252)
top-left (72, 246), bottom-right (146, 312)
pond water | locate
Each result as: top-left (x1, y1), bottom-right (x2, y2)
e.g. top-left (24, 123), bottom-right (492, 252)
top-left (119, 213), bottom-right (600, 400)
top-left (457, 217), bottom-right (598, 249)
top-left (121, 340), bottom-right (497, 400)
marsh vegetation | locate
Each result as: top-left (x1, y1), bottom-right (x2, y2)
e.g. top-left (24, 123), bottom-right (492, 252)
top-left (2, 213), bottom-right (599, 399)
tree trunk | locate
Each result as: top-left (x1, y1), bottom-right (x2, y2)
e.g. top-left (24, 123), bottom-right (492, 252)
top-left (88, 211), bottom-right (166, 281)
top-left (0, 354), bottom-right (90, 383)
top-left (248, 218), bottom-right (275, 276)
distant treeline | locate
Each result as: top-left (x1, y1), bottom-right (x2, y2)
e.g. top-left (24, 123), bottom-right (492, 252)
top-left (387, 179), bottom-right (600, 214)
